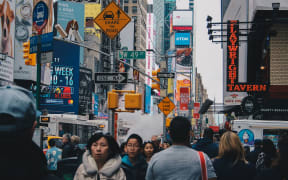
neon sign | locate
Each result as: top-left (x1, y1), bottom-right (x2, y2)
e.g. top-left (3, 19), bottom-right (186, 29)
top-left (226, 20), bottom-right (268, 92)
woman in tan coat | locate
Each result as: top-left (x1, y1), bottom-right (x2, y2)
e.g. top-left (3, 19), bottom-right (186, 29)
top-left (74, 133), bottom-right (126, 180)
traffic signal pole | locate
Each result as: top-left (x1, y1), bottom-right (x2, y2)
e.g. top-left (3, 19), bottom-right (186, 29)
top-left (36, 35), bottom-right (42, 127)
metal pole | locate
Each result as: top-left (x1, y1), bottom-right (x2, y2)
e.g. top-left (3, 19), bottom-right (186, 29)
top-left (163, 115), bottom-right (166, 142)
top-left (36, 35), bottom-right (42, 127)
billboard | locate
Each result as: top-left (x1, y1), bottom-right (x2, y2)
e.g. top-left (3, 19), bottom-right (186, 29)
top-left (56, 1), bottom-right (84, 64)
top-left (85, 3), bottom-right (101, 38)
top-left (175, 32), bottom-right (190, 46)
top-left (0, 0), bottom-right (15, 85)
top-left (32, 0), bottom-right (53, 34)
top-left (14, 0), bottom-right (36, 80)
top-left (172, 11), bottom-right (193, 30)
top-left (145, 85), bottom-right (151, 114)
top-left (79, 67), bottom-right (93, 115)
top-left (40, 40), bottom-right (80, 114)
top-left (176, 48), bottom-right (192, 72)
top-left (176, 75), bottom-right (190, 101)
top-left (180, 87), bottom-right (189, 110)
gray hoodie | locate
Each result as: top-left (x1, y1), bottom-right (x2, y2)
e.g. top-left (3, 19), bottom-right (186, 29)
top-left (74, 151), bottom-right (126, 180)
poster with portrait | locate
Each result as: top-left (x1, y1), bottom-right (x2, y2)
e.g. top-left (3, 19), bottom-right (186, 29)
top-left (176, 48), bottom-right (192, 73)
top-left (79, 67), bottom-right (93, 115)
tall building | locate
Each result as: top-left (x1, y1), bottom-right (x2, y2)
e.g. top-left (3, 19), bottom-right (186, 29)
top-left (123, 0), bottom-right (147, 51)
top-left (164, 0), bottom-right (176, 52)
top-left (153, 0), bottom-right (165, 62)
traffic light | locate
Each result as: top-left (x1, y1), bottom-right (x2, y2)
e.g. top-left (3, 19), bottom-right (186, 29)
top-left (151, 69), bottom-right (160, 91)
top-left (108, 91), bottom-right (119, 109)
top-left (22, 41), bottom-right (36, 66)
top-left (125, 93), bottom-right (142, 110)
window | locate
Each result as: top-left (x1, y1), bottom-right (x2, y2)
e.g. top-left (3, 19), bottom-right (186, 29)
top-left (132, 0), bottom-right (137, 3)
top-left (124, 6), bottom-right (129, 13)
top-left (124, 0), bottom-right (129, 3)
top-left (132, 6), bottom-right (137, 14)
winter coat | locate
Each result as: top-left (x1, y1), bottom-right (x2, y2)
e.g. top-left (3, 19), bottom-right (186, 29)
top-left (213, 157), bottom-right (256, 180)
top-left (0, 141), bottom-right (61, 180)
top-left (192, 137), bottom-right (219, 158)
top-left (121, 155), bottom-right (147, 180)
top-left (73, 151), bottom-right (126, 180)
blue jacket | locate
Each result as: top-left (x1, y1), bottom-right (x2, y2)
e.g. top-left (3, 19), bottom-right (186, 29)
top-left (121, 155), bottom-right (147, 180)
top-left (192, 137), bottom-right (219, 158)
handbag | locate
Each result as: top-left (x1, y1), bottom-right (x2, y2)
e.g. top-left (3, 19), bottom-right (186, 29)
top-left (198, 151), bottom-right (208, 180)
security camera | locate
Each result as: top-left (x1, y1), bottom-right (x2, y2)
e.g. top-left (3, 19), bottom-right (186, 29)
top-left (55, 24), bottom-right (68, 39)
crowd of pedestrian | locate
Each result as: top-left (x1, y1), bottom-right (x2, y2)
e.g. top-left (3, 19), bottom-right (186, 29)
top-left (1, 85), bottom-right (288, 180)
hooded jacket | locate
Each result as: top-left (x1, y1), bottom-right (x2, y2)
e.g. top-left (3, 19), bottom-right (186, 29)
top-left (121, 155), bottom-right (147, 180)
top-left (192, 137), bottom-right (219, 158)
top-left (73, 151), bottom-right (126, 180)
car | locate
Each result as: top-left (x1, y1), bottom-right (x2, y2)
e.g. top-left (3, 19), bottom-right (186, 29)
top-left (103, 11), bottom-right (114, 20)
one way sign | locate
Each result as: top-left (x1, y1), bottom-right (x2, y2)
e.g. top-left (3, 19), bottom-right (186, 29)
top-left (95, 72), bottom-right (128, 84)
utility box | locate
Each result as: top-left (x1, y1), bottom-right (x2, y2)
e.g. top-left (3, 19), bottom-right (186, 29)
top-left (125, 93), bottom-right (142, 110)
top-left (108, 91), bottom-right (119, 109)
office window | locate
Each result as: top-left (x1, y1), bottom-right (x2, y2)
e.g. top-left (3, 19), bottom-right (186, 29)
top-left (124, 0), bottom-right (129, 3)
top-left (132, 0), bottom-right (137, 3)
top-left (132, 6), bottom-right (137, 14)
top-left (124, 6), bottom-right (129, 13)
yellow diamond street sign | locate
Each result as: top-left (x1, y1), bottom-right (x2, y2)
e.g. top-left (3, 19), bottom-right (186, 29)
top-left (158, 97), bottom-right (175, 116)
top-left (94, 1), bottom-right (131, 39)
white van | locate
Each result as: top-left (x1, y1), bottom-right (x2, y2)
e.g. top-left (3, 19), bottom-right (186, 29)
top-left (231, 120), bottom-right (288, 148)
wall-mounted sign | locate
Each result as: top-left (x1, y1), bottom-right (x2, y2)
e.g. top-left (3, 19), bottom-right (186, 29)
top-left (226, 20), bottom-right (268, 92)
top-left (175, 32), bottom-right (190, 46)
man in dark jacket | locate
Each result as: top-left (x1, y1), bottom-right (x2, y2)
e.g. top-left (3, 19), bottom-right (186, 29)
top-left (121, 134), bottom-right (147, 180)
top-left (246, 139), bottom-right (262, 165)
top-left (62, 133), bottom-right (74, 158)
top-left (192, 128), bottom-right (219, 158)
top-left (0, 85), bottom-right (61, 180)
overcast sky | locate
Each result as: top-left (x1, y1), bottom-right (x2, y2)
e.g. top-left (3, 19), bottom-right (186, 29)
top-left (194, 0), bottom-right (223, 103)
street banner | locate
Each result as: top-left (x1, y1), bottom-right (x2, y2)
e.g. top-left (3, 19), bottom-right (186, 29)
top-left (180, 87), bottom-right (189, 111)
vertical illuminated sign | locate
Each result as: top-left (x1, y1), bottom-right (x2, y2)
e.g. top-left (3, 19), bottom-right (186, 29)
top-left (227, 20), bottom-right (239, 90)
top-left (226, 20), bottom-right (268, 92)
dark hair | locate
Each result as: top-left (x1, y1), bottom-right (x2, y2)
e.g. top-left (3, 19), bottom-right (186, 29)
top-left (143, 141), bottom-right (156, 157)
top-left (203, 128), bottom-right (214, 140)
top-left (87, 133), bottom-right (120, 160)
top-left (127, 134), bottom-right (143, 147)
top-left (262, 138), bottom-right (277, 168)
top-left (169, 116), bottom-right (191, 143)
top-left (48, 139), bottom-right (56, 147)
top-left (273, 134), bottom-right (288, 178)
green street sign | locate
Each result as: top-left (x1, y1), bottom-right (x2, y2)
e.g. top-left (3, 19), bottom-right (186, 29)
top-left (118, 51), bottom-right (146, 59)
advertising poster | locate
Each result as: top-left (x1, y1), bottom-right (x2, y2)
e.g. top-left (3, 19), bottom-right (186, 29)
top-left (85, 3), bottom-right (101, 38)
top-left (176, 48), bottom-right (192, 72)
top-left (180, 87), bottom-right (189, 111)
top-left (32, 0), bottom-right (53, 34)
top-left (40, 40), bottom-right (80, 114)
top-left (14, 0), bottom-right (36, 80)
top-left (175, 32), bottom-right (190, 46)
top-left (145, 85), bottom-right (151, 114)
top-left (176, 74), bottom-right (190, 101)
top-left (172, 10), bottom-right (193, 30)
top-left (93, 93), bottom-right (99, 116)
top-left (56, 1), bottom-right (84, 64)
top-left (0, 0), bottom-right (15, 85)
top-left (79, 67), bottom-right (93, 115)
